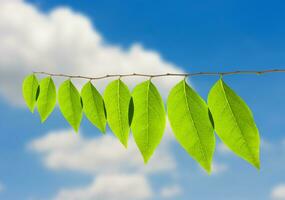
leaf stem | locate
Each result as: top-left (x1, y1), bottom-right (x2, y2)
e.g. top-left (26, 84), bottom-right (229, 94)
top-left (33, 69), bottom-right (285, 80)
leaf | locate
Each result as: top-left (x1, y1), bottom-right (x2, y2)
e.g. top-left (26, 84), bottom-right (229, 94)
top-left (103, 79), bottom-right (131, 147)
top-left (22, 74), bottom-right (39, 113)
top-left (208, 79), bottom-right (260, 168)
top-left (37, 76), bottom-right (56, 122)
top-left (58, 79), bottom-right (83, 132)
top-left (81, 81), bottom-right (106, 133)
top-left (167, 80), bottom-right (215, 173)
top-left (131, 80), bottom-right (166, 163)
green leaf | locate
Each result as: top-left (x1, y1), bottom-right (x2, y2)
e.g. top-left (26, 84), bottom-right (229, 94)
top-left (37, 76), bottom-right (56, 122)
top-left (81, 81), bottom-right (106, 133)
top-left (58, 79), bottom-right (83, 132)
top-left (131, 80), bottom-right (166, 163)
top-left (167, 80), bottom-right (215, 173)
top-left (208, 79), bottom-right (260, 168)
top-left (22, 74), bottom-right (39, 113)
top-left (103, 79), bottom-right (131, 147)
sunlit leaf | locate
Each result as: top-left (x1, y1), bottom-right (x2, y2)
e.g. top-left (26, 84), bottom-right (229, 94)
top-left (37, 76), bottom-right (56, 122)
top-left (167, 79), bottom-right (215, 173)
top-left (58, 79), bottom-right (82, 132)
top-left (208, 79), bottom-right (260, 168)
top-left (103, 79), bottom-right (131, 147)
top-left (131, 80), bottom-right (166, 163)
top-left (22, 74), bottom-right (39, 113)
top-left (81, 81), bottom-right (106, 133)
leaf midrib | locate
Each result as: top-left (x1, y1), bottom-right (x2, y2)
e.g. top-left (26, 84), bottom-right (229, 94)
top-left (182, 81), bottom-right (208, 165)
top-left (68, 81), bottom-right (77, 126)
top-left (219, 80), bottom-right (256, 163)
top-left (145, 81), bottom-right (150, 155)
top-left (89, 83), bottom-right (104, 129)
top-left (117, 80), bottom-right (124, 141)
top-left (40, 78), bottom-right (51, 118)
top-left (29, 75), bottom-right (38, 109)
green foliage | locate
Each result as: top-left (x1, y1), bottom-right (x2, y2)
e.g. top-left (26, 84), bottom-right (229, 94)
top-left (208, 79), bottom-right (260, 168)
top-left (37, 77), bottom-right (56, 122)
top-left (167, 80), bottom-right (215, 173)
top-left (22, 74), bottom-right (39, 113)
top-left (103, 79), bottom-right (131, 147)
top-left (81, 81), bottom-right (106, 133)
top-left (23, 73), bottom-right (262, 172)
top-left (131, 80), bottom-right (166, 163)
top-left (58, 79), bottom-right (83, 132)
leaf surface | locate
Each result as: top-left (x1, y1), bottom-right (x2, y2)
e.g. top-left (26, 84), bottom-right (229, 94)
top-left (58, 79), bottom-right (82, 132)
top-left (208, 79), bottom-right (260, 168)
top-left (37, 76), bottom-right (56, 122)
top-left (81, 81), bottom-right (106, 133)
top-left (167, 80), bottom-right (215, 173)
top-left (131, 80), bottom-right (166, 163)
top-left (22, 74), bottom-right (39, 113)
top-left (104, 79), bottom-right (131, 147)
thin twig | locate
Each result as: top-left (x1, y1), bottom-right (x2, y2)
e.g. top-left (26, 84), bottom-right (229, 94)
top-left (33, 69), bottom-right (285, 80)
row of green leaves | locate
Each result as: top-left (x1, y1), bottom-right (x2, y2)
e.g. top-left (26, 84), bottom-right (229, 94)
top-left (23, 74), bottom-right (260, 173)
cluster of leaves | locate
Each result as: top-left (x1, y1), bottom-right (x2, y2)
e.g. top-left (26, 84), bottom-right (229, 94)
top-left (22, 74), bottom-right (260, 173)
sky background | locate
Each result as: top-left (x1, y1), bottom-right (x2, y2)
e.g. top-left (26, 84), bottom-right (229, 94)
top-left (0, 0), bottom-right (285, 200)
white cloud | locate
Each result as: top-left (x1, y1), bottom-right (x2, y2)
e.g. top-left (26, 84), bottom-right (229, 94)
top-left (261, 138), bottom-right (272, 151)
top-left (6, 0), bottom-right (183, 199)
top-left (0, 0), bottom-right (22, 4)
top-left (54, 174), bottom-right (152, 200)
top-left (211, 161), bottom-right (228, 175)
top-left (271, 184), bottom-right (285, 200)
top-left (28, 128), bottom-right (176, 175)
top-left (0, 182), bottom-right (5, 193)
top-left (0, 0), bottom-right (183, 106)
top-left (217, 138), bottom-right (272, 155)
top-left (196, 161), bottom-right (227, 175)
top-left (160, 185), bottom-right (182, 199)
top-left (28, 128), bottom-right (176, 200)
top-left (217, 142), bottom-right (231, 155)
top-left (27, 121), bottom-right (177, 200)
top-left (282, 139), bottom-right (285, 146)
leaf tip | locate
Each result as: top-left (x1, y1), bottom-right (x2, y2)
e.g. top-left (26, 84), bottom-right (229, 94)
top-left (28, 106), bottom-right (35, 113)
top-left (253, 160), bottom-right (261, 170)
top-left (142, 154), bottom-right (151, 164)
top-left (143, 159), bottom-right (149, 165)
top-left (39, 113), bottom-right (48, 123)
top-left (122, 141), bottom-right (128, 149)
top-left (205, 170), bottom-right (211, 175)
top-left (72, 126), bottom-right (80, 133)
top-left (202, 162), bottom-right (212, 175)
top-left (98, 126), bottom-right (106, 134)
top-left (114, 136), bottom-right (128, 148)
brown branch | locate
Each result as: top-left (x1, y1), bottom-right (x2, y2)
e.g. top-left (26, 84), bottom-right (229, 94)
top-left (33, 69), bottom-right (285, 80)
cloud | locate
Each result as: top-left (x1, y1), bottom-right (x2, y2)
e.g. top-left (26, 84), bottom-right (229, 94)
top-left (271, 184), bottom-right (285, 200)
top-left (260, 138), bottom-right (273, 151)
top-left (0, 0), bottom-right (183, 106)
top-left (217, 142), bottom-right (232, 155)
top-left (28, 128), bottom-right (176, 200)
top-left (211, 161), bottom-right (228, 175)
top-left (0, 182), bottom-right (5, 193)
top-left (217, 138), bottom-right (271, 156)
top-left (0, 0), bottom-right (22, 3)
top-left (6, 0), bottom-right (182, 199)
top-left (54, 174), bottom-right (152, 200)
top-left (28, 128), bottom-right (176, 175)
top-left (160, 185), bottom-right (182, 199)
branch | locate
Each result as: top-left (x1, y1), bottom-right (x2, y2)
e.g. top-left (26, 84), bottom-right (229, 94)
top-left (33, 69), bottom-right (285, 80)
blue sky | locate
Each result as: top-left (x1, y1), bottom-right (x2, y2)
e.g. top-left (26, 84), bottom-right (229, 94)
top-left (0, 0), bottom-right (285, 200)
